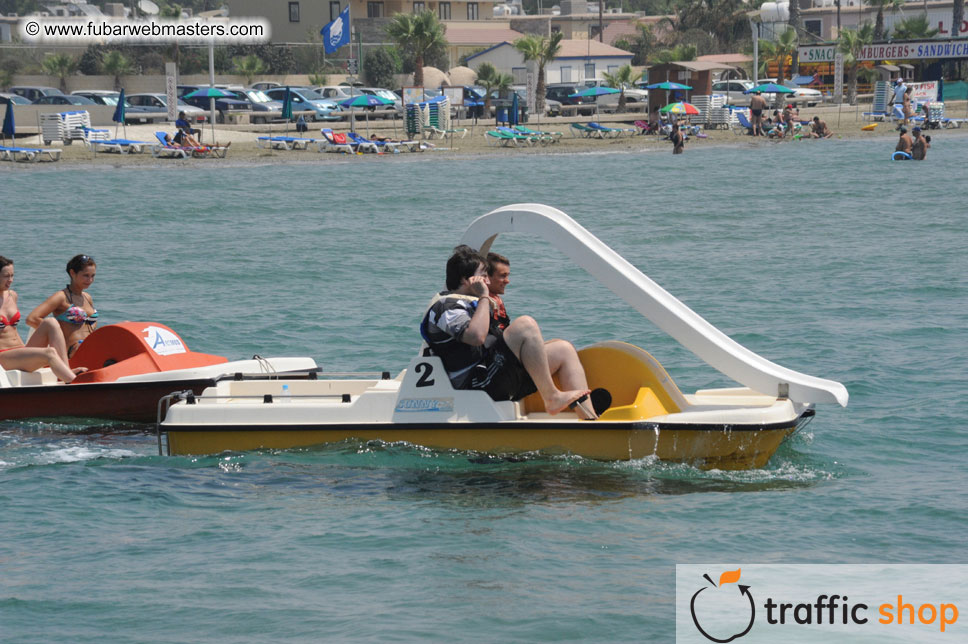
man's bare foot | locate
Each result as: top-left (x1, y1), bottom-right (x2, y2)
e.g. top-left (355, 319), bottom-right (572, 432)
top-left (545, 389), bottom-right (592, 417)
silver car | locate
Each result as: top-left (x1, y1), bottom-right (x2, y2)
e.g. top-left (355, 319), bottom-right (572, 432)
top-left (126, 93), bottom-right (207, 122)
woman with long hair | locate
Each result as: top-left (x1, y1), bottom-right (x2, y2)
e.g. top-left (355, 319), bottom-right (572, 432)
top-left (27, 254), bottom-right (99, 358)
top-left (0, 256), bottom-right (82, 382)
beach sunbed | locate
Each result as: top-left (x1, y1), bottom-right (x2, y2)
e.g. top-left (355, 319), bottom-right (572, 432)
top-left (318, 128), bottom-right (355, 153)
top-left (735, 111), bottom-right (756, 135)
top-left (512, 125), bottom-right (561, 143)
top-left (257, 136), bottom-right (317, 151)
top-left (150, 132), bottom-right (193, 159)
top-left (484, 130), bottom-right (528, 147)
top-left (344, 132), bottom-right (380, 154)
top-left (570, 123), bottom-right (604, 139)
top-left (424, 126), bottom-right (468, 139)
top-left (81, 127), bottom-right (149, 154)
top-left (0, 145), bottom-right (62, 162)
top-left (346, 132), bottom-right (419, 153)
top-left (588, 122), bottom-right (634, 137)
top-left (497, 126), bottom-right (548, 145)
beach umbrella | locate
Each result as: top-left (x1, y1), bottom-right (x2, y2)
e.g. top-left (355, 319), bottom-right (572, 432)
top-left (281, 86), bottom-right (293, 137)
top-left (340, 94), bottom-right (394, 136)
top-left (113, 87), bottom-right (126, 139)
top-left (508, 91), bottom-right (519, 126)
top-left (2, 102), bottom-right (14, 146)
top-left (646, 81), bottom-right (693, 108)
top-left (659, 102), bottom-right (700, 115)
top-left (744, 83), bottom-right (795, 95)
top-left (569, 86), bottom-right (621, 98)
top-left (184, 87), bottom-right (235, 142)
top-left (645, 82), bottom-right (692, 91)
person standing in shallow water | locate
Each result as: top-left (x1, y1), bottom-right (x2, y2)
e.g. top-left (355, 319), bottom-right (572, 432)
top-left (670, 123), bottom-right (684, 154)
top-left (749, 91), bottom-right (767, 136)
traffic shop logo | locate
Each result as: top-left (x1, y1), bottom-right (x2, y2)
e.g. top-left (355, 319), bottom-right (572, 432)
top-left (690, 569), bottom-right (755, 643)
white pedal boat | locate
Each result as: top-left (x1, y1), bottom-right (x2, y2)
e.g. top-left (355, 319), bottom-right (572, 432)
top-left (159, 204), bottom-right (847, 470)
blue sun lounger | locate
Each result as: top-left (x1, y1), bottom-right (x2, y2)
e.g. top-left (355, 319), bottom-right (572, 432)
top-left (588, 122), bottom-right (634, 137)
top-left (256, 135), bottom-right (316, 150)
top-left (0, 145), bottom-right (62, 162)
top-left (570, 123), bottom-right (604, 139)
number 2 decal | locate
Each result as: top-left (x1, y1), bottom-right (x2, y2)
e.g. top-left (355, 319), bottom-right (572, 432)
top-left (415, 362), bottom-right (435, 387)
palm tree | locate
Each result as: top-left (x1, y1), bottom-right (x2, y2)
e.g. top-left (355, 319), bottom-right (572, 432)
top-left (234, 54), bottom-right (265, 86)
top-left (756, 40), bottom-right (779, 79)
top-left (385, 10), bottom-right (447, 87)
top-left (649, 43), bottom-right (697, 65)
top-left (41, 53), bottom-right (77, 93)
top-left (789, 0), bottom-right (802, 76)
top-left (891, 14), bottom-right (940, 39)
top-left (101, 51), bottom-right (134, 91)
top-left (160, 3), bottom-right (182, 68)
top-left (775, 27), bottom-right (798, 82)
top-left (869, 0), bottom-right (892, 41)
top-left (513, 31), bottom-right (563, 114)
top-left (475, 62), bottom-right (499, 114)
top-left (955, 0), bottom-right (965, 39)
top-left (837, 24), bottom-right (873, 104)
top-left (602, 64), bottom-right (637, 112)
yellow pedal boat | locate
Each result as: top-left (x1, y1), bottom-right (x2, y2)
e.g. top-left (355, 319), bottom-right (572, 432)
top-left (158, 204), bottom-right (847, 470)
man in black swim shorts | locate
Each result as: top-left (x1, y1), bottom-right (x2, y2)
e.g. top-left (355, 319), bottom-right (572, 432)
top-left (421, 245), bottom-right (597, 418)
top-left (749, 91), bottom-right (767, 136)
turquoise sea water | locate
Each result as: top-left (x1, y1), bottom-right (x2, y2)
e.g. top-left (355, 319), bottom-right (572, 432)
top-left (2, 136), bottom-right (967, 642)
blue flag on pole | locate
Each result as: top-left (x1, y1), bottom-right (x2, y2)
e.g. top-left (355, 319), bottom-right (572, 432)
top-left (321, 6), bottom-right (350, 54)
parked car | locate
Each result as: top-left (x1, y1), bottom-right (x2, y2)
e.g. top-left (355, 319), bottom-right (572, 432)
top-left (177, 84), bottom-right (252, 123)
top-left (315, 85), bottom-right (399, 119)
top-left (224, 88), bottom-right (284, 124)
top-left (127, 93), bottom-right (207, 122)
top-left (545, 83), bottom-right (596, 116)
top-left (486, 87), bottom-right (561, 118)
top-left (586, 82), bottom-right (648, 112)
top-left (780, 80), bottom-right (822, 107)
top-left (71, 90), bottom-right (165, 123)
top-left (711, 79), bottom-right (756, 107)
top-left (0, 92), bottom-right (32, 106)
top-left (264, 87), bottom-right (341, 121)
top-left (9, 86), bottom-right (64, 102)
top-left (33, 94), bottom-right (96, 105)
top-left (250, 81), bottom-right (281, 91)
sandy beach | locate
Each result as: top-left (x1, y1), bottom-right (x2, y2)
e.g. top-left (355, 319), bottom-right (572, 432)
top-left (5, 100), bottom-right (966, 166)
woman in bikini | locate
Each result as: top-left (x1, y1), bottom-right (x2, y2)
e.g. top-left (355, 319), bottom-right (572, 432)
top-left (0, 256), bottom-right (82, 383)
top-left (27, 254), bottom-right (99, 359)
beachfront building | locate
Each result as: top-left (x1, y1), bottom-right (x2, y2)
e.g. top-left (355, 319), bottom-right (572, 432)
top-left (465, 38), bottom-right (633, 85)
top-left (645, 60), bottom-right (738, 114)
top-left (757, 0), bottom-right (968, 41)
top-left (224, 0), bottom-right (504, 45)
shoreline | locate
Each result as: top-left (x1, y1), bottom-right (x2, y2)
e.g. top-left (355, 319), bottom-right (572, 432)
top-left (3, 101), bottom-right (965, 168)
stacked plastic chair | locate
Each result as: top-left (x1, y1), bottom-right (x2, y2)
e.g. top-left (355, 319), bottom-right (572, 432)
top-left (39, 113), bottom-right (66, 145)
top-left (60, 110), bottom-right (93, 141)
top-left (405, 103), bottom-right (423, 138)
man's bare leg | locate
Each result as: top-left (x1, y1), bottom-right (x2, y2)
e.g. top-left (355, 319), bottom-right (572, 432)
top-left (544, 339), bottom-right (597, 419)
top-left (502, 316), bottom-right (593, 418)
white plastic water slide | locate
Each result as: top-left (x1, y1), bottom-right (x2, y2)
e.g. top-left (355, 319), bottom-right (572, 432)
top-left (461, 203), bottom-right (848, 407)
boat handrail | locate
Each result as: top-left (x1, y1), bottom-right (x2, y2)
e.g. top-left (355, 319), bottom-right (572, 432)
top-left (461, 204), bottom-right (848, 407)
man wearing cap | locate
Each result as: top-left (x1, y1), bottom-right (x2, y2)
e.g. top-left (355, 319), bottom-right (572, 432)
top-left (749, 90), bottom-right (767, 136)
top-left (911, 127), bottom-right (929, 160)
top-left (895, 126), bottom-right (913, 156)
top-left (892, 79), bottom-right (907, 128)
